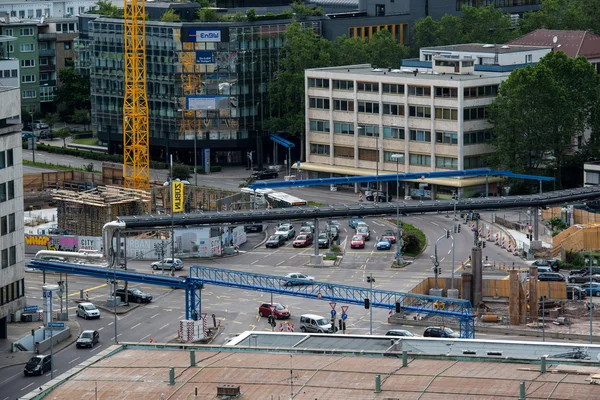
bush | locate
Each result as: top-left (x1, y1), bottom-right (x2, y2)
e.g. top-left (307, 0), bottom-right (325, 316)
top-left (566, 250), bottom-right (585, 268)
top-left (402, 232), bottom-right (421, 255)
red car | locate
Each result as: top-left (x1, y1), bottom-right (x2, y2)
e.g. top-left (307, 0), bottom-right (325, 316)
top-left (258, 303), bottom-right (290, 319)
top-left (350, 235), bottom-right (365, 249)
top-left (293, 233), bottom-right (313, 247)
top-left (382, 230), bottom-right (396, 244)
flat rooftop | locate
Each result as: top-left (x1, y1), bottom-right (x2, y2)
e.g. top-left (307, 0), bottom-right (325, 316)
top-left (25, 343), bottom-right (600, 399)
top-left (421, 43), bottom-right (551, 54)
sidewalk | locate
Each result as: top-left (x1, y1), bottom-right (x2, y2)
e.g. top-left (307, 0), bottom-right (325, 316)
top-left (0, 319), bottom-right (81, 371)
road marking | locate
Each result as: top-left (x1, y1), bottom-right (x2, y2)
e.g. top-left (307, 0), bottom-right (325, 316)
top-left (131, 323), bottom-right (141, 330)
top-left (159, 323), bottom-right (169, 330)
top-left (150, 313), bottom-right (160, 319)
top-left (141, 334), bottom-right (151, 341)
top-left (430, 221), bottom-right (439, 226)
top-left (21, 383), bottom-right (34, 391)
top-left (98, 327), bottom-right (104, 331)
top-left (110, 334), bottom-right (122, 340)
top-left (448, 249), bottom-right (452, 254)
top-left (0, 371), bottom-right (23, 387)
top-left (108, 322), bottom-right (114, 326)
top-left (251, 260), bottom-right (258, 265)
top-left (91, 344), bottom-right (103, 352)
top-left (67, 282), bottom-right (108, 297)
top-left (440, 257), bottom-right (445, 262)
top-left (276, 261), bottom-right (285, 266)
top-left (69, 357), bottom-right (80, 364)
top-left (373, 221), bottom-right (385, 227)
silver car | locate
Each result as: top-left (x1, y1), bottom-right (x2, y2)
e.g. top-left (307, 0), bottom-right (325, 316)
top-left (151, 258), bottom-right (184, 270)
top-left (275, 226), bottom-right (295, 240)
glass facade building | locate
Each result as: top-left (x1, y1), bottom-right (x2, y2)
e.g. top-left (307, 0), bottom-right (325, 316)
top-left (76, 15), bottom-right (320, 166)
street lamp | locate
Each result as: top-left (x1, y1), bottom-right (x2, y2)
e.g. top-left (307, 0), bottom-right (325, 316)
top-left (390, 153), bottom-right (404, 265)
top-left (178, 108), bottom-right (197, 186)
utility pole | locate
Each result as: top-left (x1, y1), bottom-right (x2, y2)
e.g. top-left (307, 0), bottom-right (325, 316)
top-left (451, 192), bottom-right (457, 290)
top-left (170, 155), bottom-right (175, 264)
top-left (367, 274), bottom-right (375, 335)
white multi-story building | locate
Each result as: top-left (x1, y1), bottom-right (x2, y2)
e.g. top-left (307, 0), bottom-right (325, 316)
top-left (0, 0), bottom-right (116, 20)
top-left (303, 44), bottom-right (551, 199)
top-left (0, 85), bottom-right (23, 338)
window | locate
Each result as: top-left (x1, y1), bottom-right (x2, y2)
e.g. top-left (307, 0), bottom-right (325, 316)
top-left (436, 132), bottom-right (458, 145)
top-left (64, 42), bottom-right (72, 50)
top-left (357, 82), bottom-right (379, 93)
top-left (383, 83), bottom-right (404, 94)
top-left (20, 28), bottom-right (34, 36)
top-left (0, 152), bottom-right (4, 169)
top-left (9, 245), bottom-right (15, 266)
top-left (20, 59), bottom-right (35, 68)
top-left (1, 249), bottom-right (7, 269)
top-left (463, 106), bottom-right (488, 121)
top-left (464, 85), bottom-right (498, 98)
top-left (383, 103), bottom-right (404, 116)
top-left (376, 4), bottom-right (385, 16)
top-left (334, 146), bottom-right (354, 158)
top-left (358, 101), bottom-right (379, 114)
top-left (333, 99), bottom-right (354, 111)
top-left (67, 7), bottom-right (74, 15)
top-left (310, 143), bottom-right (330, 155)
top-left (333, 80), bottom-right (353, 90)
top-left (40, 73), bottom-right (49, 81)
top-left (434, 107), bottom-right (458, 120)
top-left (526, 54), bottom-right (532, 63)
top-left (7, 44), bottom-right (12, 53)
top-left (20, 43), bottom-right (34, 52)
top-left (436, 156), bottom-right (458, 169)
top-left (334, 122), bottom-right (354, 135)
top-left (408, 86), bottom-right (431, 97)
top-left (36, 9), bottom-right (42, 18)
top-left (7, 181), bottom-right (14, 200)
top-left (309, 120), bottom-right (330, 133)
top-left (383, 127), bottom-right (404, 140)
top-left (464, 155), bottom-right (487, 169)
top-left (408, 105), bottom-right (431, 118)
top-left (434, 87), bottom-right (458, 98)
top-left (18, 11), bottom-right (24, 19)
top-left (4, 29), bottom-right (12, 36)
top-left (358, 125), bottom-right (379, 137)
top-left (21, 75), bottom-right (36, 83)
top-left (409, 129), bottom-right (431, 142)
top-left (359, 147), bottom-right (378, 162)
top-left (464, 130), bottom-right (493, 145)
top-left (409, 153), bottom-right (431, 166)
top-left (79, 6), bottom-right (86, 14)
top-left (384, 151), bottom-right (404, 162)
top-left (0, 182), bottom-right (5, 202)
top-left (39, 58), bottom-right (48, 66)
top-left (0, 216), bottom-right (6, 235)
top-left (308, 97), bottom-right (330, 110)
top-left (308, 78), bottom-right (329, 89)
top-left (8, 213), bottom-right (15, 233)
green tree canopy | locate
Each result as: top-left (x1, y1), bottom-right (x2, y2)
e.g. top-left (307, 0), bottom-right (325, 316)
top-left (487, 51), bottom-right (600, 190)
top-left (93, 0), bottom-right (123, 18)
top-left (518, 0), bottom-right (600, 34)
top-left (54, 128), bottom-right (71, 148)
top-left (171, 163), bottom-right (191, 180)
top-left (44, 112), bottom-right (60, 130)
top-left (160, 9), bottom-right (181, 22)
top-left (55, 66), bottom-right (91, 114)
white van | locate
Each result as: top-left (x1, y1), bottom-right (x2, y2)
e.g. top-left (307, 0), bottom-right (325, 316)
top-left (76, 302), bottom-right (101, 319)
top-left (299, 314), bottom-right (334, 333)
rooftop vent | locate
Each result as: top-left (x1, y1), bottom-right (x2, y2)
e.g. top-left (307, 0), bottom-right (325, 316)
top-left (217, 384), bottom-right (241, 398)
top-left (482, 44), bottom-right (495, 48)
top-left (373, 68), bottom-right (382, 72)
top-left (501, 45), bottom-right (510, 49)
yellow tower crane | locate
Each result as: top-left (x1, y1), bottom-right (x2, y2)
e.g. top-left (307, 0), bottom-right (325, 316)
top-left (123, 0), bottom-right (150, 190)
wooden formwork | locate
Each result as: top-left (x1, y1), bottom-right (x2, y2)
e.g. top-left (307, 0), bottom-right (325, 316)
top-left (150, 186), bottom-right (236, 213)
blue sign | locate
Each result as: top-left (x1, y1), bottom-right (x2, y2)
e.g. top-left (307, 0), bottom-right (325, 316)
top-left (43, 291), bottom-right (52, 298)
top-left (202, 148), bottom-right (210, 173)
top-left (23, 305), bottom-right (38, 313)
top-left (189, 29), bottom-right (221, 42)
top-left (195, 50), bottom-right (215, 64)
top-left (47, 322), bottom-right (65, 328)
top-left (341, 313), bottom-right (348, 321)
top-left (330, 309), bottom-right (336, 317)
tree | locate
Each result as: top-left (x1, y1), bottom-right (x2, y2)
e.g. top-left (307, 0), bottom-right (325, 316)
top-left (44, 112), bottom-right (60, 130)
top-left (366, 29), bottom-right (409, 68)
top-left (331, 35), bottom-right (368, 65)
top-left (246, 8), bottom-right (257, 21)
top-left (93, 0), bottom-right (122, 18)
top-left (197, 8), bottom-right (219, 22)
top-left (55, 67), bottom-right (90, 114)
top-left (170, 163), bottom-right (191, 180)
top-left (290, 1), bottom-right (323, 18)
top-left (54, 128), bottom-right (71, 148)
top-left (518, 0), bottom-right (596, 34)
top-left (72, 109), bottom-right (91, 130)
top-left (160, 9), bottom-right (180, 22)
top-left (487, 51), bottom-right (600, 189)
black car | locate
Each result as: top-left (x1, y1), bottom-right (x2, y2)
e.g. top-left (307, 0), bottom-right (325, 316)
top-left (423, 326), bottom-right (460, 338)
top-left (532, 259), bottom-right (560, 272)
top-left (251, 170), bottom-right (278, 180)
top-left (114, 287), bottom-right (152, 303)
top-left (266, 234), bottom-right (286, 248)
top-left (38, 129), bottom-right (54, 140)
top-left (76, 330), bottom-right (100, 348)
top-left (538, 272), bottom-right (565, 282)
top-left (24, 355), bottom-right (52, 376)
top-left (317, 232), bottom-right (329, 248)
top-left (570, 267), bottom-right (600, 276)
top-left (366, 191), bottom-right (393, 202)
top-left (568, 272), bottom-right (600, 284)
top-left (567, 285), bottom-right (586, 300)
top-left (244, 224), bottom-right (263, 233)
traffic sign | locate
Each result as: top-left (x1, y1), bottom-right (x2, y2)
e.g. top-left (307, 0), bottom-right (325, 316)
top-left (43, 291), bottom-right (52, 298)
top-left (341, 313), bottom-right (347, 320)
top-left (23, 305), bottom-right (38, 313)
top-left (329, 302), bottom-right (336, 310)
top-left (341, 306), bottom-right (348, 314)
top-left (47, 322), bottom-right (65, 329)
top-left (330, 309), bottom-right (336, 317)
top-left (317, 292), bottom-right (322, 299)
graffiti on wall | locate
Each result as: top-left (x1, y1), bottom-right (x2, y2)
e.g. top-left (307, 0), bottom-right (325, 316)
top-left (25, 235), bottom-right (79, 251)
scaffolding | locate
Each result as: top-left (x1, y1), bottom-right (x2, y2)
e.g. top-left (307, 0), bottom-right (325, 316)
top-left (52, 186), bottom-right (150, 236)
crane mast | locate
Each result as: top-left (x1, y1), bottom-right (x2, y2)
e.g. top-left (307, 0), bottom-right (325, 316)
top-left (123, 0), bottom-right (150, 190)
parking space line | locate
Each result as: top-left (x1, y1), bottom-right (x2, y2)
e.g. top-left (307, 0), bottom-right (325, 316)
top-left (131, 323), bottom-right (141, 330)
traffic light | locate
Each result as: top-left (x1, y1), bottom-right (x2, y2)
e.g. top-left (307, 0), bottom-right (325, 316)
top-left (367, 276), bottom-right (375, 283)
top-left (339, 319), bottom-right (343, 331)
top-left (437, 267), bottom-right (442, 275)
top-left (395, 301), bottom-right (401, 313)
top-left (446, 229), bottom-right (450, 239)
top-left (457, 224), bottom-right (461, 233)
top-left (364, 298), bottom-right (370, 309)
top-left (482, 241), bottom-right (487, 248)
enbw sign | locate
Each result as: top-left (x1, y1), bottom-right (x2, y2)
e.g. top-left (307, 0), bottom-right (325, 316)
top-left (194, 29), bottom-right (221, 42)
top-left (172, 181), bottom-right (184, 213)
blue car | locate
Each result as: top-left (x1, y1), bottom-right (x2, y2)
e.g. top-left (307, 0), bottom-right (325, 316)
top-left (348, 217), bottom-right (364, 229)
top-left (581, 282), bottom-right (600, 296)
top-left (376, 237), bottom-right (392, 250)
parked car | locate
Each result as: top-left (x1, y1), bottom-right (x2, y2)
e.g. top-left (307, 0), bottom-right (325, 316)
top-left (385, 329), bottom-right (416, 337)
top-left (275, 225), bottom-right (295, 240)
top-left (299, 226), bottom-right (313, 235)
top-left (581, 282), bottom-right (600, 296)
top-left (532, 259), bottom-right (560, 272)
top-left (114, 287), bottom-right (153, 303)
top-left (282, 272), bottom-right (315, 286)
top-left (423, 326), bottom-right (460, 338)
top-left (301, 221), bottom-right (315, 232)
top-left (275, 222), bottom-right (293, 230)
top-left (251, 170), bottom-right (278, 180)
top-left (76, 330), bottom-right (100, 348)
top-left (48, 226), bottom-right (68, 235)
top-left (293, 233), bottom-right (313, 247)
top-left (69, 127), bottom-right (81, 134)
top-left (317, 232), bottom-right (329, 248)
top-left (568, 272), bottom-right (600, 284)
top-left (22, 131), bottom-right (38, 141)
top-left (356, 226), bottom-right (371, 241)
top-left (326, 225), bottom-right (339, 240)
top-left (538, 272), bottom-right (565, 282)
top-left (366, 191), bottom-right (392, 202)
top-left (326, 220), bottom-right (341, 231)
top-left (33, 120), bottom-right (49, 129)
top-left (567, 285), bottom-right (586, 300)
top-left (244, 224), bottom-right (263, 233)
top-left (258, 302), bottom-right (290, 319)
top-left (76, 302), bottom-right (101, 319)
top-left (151, 258), bottom-right (183, 270)
top-left (350, 235), bottom-right (365, 249)
top-left (570, 267), bottom-right (600, 276)
top-left (376, 237), bottom-right (392, 250)
top-left (24, 355), bottom-right (52, 376)
top-left (266, 234), bottom-right (286, 248)
top-left (38, 129), bottom-right (54, 140)
top-left (348, 217), bottom-right (364, 229)
top-left (381, 230), bottom-right (396, 244)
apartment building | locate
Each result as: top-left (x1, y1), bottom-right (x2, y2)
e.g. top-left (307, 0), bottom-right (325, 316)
top-left (0, 85), bottom-right (24, 338)
top-left (0, 0), bottom-right (106, 20)
top-left (303, 44), bottom-right (550, 199)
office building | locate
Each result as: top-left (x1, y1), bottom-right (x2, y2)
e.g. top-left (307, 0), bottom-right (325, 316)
top-left (0, 84), bottom-right (24, 339)
top-left (0, 0), bottom-right (107, 20)
top-left (303, 44), bottom-right (550, 199)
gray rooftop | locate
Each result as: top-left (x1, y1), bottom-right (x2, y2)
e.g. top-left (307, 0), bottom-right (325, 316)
top-left (421, 43), bottom-right (551, 54)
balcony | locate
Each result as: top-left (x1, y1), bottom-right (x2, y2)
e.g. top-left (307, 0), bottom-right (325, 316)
top-left (39, 64), bottom-right (56, 72)
top-left (39, 48), bottom-right (55, 57)
top-left (38, 33), bottom-right (57, 41)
